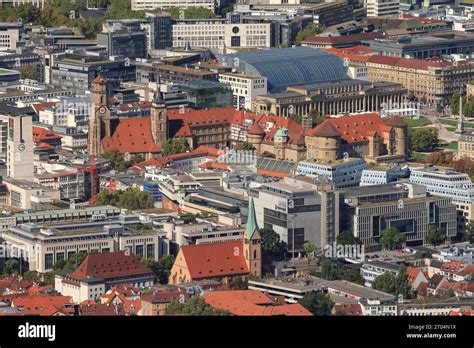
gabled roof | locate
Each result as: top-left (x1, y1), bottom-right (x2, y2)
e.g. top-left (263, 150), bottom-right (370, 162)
top-left (92, 75), bottom-right (108, 84)
top-left (179, 241), bottom-right (249, 280)
top-left (102, 117), bottom-right (161, 154)
top-left (68, 251), bottom-right (153, 281)
top-left (307, 113), bottom-right (393, 144)
top-left (203, 290), bottom-right (312, 316)
top-left (384, 116), bottom-right (408, 127)
top-left (248, 121), bottom-right (265, 135)
top-left (32, 126), bottom-right (62, 143)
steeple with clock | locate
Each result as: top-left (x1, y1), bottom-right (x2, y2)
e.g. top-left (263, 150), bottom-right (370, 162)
top-left (88, 76), bottom-right (111, 157)
top-left (7, 114), bottom-right (34, 181)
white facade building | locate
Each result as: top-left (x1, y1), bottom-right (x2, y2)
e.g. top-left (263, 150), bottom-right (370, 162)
top-left (219, 72), bottom-right (267, 110)
top-left (172, 21), bottom-right (271, 49)
top-left (132, 0), bottom-right (215, 11)
top-left (295, 158), bottom-right (368, 189)
top-left (366, 0), bottom-right (400, 17)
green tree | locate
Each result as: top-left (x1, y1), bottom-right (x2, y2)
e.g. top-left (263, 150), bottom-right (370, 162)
top-left (298, 292), bottom-right (333, 316)
top-left (142, 255), bottom-right (175, 284)
top-left (395, 264), bottom-right (410, 299)
top-left (162, 138), bottom-right (189, 156)
top-left (336, 231), bottom-right (361, 245)
top-left (19, 65), bottom-right (38, 80)
top-left (100, 149), bottom-right (133, 172)
top-left (165, 296), bottom-right (230, 315)
top-left (294, 24), bottom-right (324, 45)
top-left (319, 258), bottom-right (339, 280)
top-left (53, 259), bottom-right (67, 272)
top-left (372, 271), bottom-right (397, 294)
top-left (235, 142), bottom-right (254, 151)
top-left (4, 259), bottom-right (19, 275)
top-left (426, 225), bottom-right (446, 247)
top-left (260, 151), bottom-right (275, 158)
top-left (260, 228), bottom-right (286, 260)
top-left (22, 271), bottom-right (41, 282)
top-left (227, 277), bottom-right (248, 290)
top-left (96, 188), bottom-right (154, 210)
top-left (409, 128), bottom-right (439, 152)
top-left (380, 227), bottom-right (406, 250)
top-left (463, 223), bottom-right (474, 243)
top-left (66, 251), bottom-right (88, 270)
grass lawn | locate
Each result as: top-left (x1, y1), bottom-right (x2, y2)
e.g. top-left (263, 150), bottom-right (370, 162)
top-left (446, 127), bottom-right (456, 132)
top-left (439, 118), bottom-right (474, 128)
top-left (412, 152), bottom-right (428, 160)
top-left (404, 117), bottom-right (432, 127)
top-left (445, 141), bottom-right (458, 150)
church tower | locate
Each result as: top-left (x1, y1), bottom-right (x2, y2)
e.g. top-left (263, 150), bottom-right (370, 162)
top-left (151, 82), bottom-right (167, 149)
top-left (243, 196), bottom-right (262, 277)
top-left (88, 76), bottom-right (111, 157)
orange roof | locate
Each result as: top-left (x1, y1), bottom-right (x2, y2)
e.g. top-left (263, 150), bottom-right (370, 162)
top-left (32, 102), bottom-right (58, 114)
top-left (92, 75), bottom-right (108, 84)
top-left (203, 290), bottom-right (312, 316)
top-left (32, 126), bottom-right (62, 143)
top-left (179, 241), bottom-right (249, 279)
top-left (12, 295), bottom-right (73, 315)
top-left (199, 161), bottom-right (230, 170)
top-left (68, 251), bottom-right (153, 281)
top-left (367, 55), bottom-right (473, 71)
top-left (102, 117), bottom-right (161, 154)
top-left (307, 113), bottom-right (393, 144)
top-left (248, 121), bottom-right (265, 135)
top-left (257, 169), bottom-right (289, 178)
top-left (406, 266), bottom-right (421, 283)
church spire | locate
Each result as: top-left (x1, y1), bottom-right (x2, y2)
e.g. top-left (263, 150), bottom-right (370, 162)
top-left (246, 196), bottom-right (259, 240)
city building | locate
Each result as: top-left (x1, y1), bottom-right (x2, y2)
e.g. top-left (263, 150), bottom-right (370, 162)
top-left (51, 53), bottom-right (136, 92)
top-left (55, 251), bottom-right (154, 303)
top-left (172, 19), bottom-right (271, 49)
top-left (168, 197), bottom-right (262, 284)
top-left (2, 215), bottom-right (167, 273)
top-left (219, 47), bottom-right (348, 93)
top-left (144, 12), bottom-right (173, 51)
top-left (305, 114), bottom-right (408, 163)
top-left (366, 55), bottom-right (474, 103)
top-left (458, 129), bottom-right (474, 160)
top-left (409, 164), bottom-right (474, 227)
top-left (0, 22), bottom-right (22, 52)
top-left (341, 183), bottom-right (458, 246)
top-left (97, 20), bottom-right (148, 59)
top-left (295, 158), bottom-right (369, 188)
top-left (361, 260), bottom-right (400, 288)
top-left (360, 164), bottom-right (410, 186)
top-left (132, 0), bottom-right (216, 11)
top-left (0, 68), bottom-right (20, 83)
top-left (252, 80), bottom-right (406, 117)
top-left (302, 32), bottom-right (383, 49)
top-left (219, 72), bottom-right (267, 110)
top-left (179, 80), bottom-right (233, 109)
top-left (6, 114), bottom-right (34, 181)
top-left (366, 0), bottom-right (400, 17)
top-left (251, 177), bottom-right (340, 251)
top-left (363, 32), bottom-right (474, 59)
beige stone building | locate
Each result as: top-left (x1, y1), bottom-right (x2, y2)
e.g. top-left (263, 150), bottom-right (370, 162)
top-left (366, 56), bottom-right (474, 103)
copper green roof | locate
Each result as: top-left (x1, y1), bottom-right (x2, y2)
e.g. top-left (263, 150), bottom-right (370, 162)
top-left (246, 197), bottom-right (259, 240)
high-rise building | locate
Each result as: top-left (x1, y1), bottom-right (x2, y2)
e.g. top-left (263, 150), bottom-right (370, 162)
top-left (97, 20), bottom-right (147, 59)
top-left (6, 114), bottom-right (34, 181)
top-left (366, 0), bottom-right (400, 17)
top-left (144, 12), bottom-right (172, 51)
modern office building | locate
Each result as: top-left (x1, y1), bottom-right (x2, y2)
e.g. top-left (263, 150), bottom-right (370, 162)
top-left (363, 32), bottom-right (474, 59)
top-left (132, 0), bottom-right (216, 11)
top-left (366, 0), bottom-right (400, 18)
top-left (144, 12), bottom-right (173, 50)
top-left (0, 22), bottom-right (22, 51)
top-left (409, 164), bottom-right (474, 227)
top-left (6, 114), bottom-right (34, 181)
top-left (51, 53), bottom-right (136, 92)
top-left (360, 164), bottom-right (410, 186)
top-left (0, 68), bottom-right (20, 83)
top-left (179, 80), bottom-right (233, 109)
top-left (219, 72), bottom-right (267, 110)
top-left (341, 183), bottom-right (458, 247)
top-left (295, 158), bottom-right (369, 189)
top-left (97, 20), bottom-right (148, 59)
top-left (252, 79), bottom-right (406, 117)
top-left (250, 177), bottom-right (340, 252)
top-left (2, 215), bottom-right (168, 273)
top-left (172, 19), bottom-right (271, 49)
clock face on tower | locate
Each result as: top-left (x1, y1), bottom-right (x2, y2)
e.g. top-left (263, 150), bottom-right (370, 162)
top-left (99, 106), bottom-right (107, 114)
top-left (18, 143), bottom-right (26, 152)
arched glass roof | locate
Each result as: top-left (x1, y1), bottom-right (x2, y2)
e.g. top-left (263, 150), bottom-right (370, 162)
top-left (220, 47), bottom-right (349, 93)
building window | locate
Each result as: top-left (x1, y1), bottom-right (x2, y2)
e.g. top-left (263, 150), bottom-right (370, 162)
top-left (45, 253), bottom-right (54, 269)
top-left (146, 244), bottom-right (155, 259)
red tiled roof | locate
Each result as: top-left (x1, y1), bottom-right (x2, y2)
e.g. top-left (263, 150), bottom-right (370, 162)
top-left (68, 251), bottom-right (153, 281)
top-left (248, 121), bottom-right (265, 135)
top-left (302, 32), bottom-right (383, 45)
top-left (199, 161), bottom-right (230, 170)
top-left (367, 55), bottom-right (473, 71)
top-left (78, 302), bottom-right (126, 316)
top-left (406, 266), bottom-right (421, 283)
top-left (307, 113), bottom-right (393, 144)
top-left (12, 295), bottom-right (73, 315)
top-left (32, 102), bottom-right (58, 114)
top-left (92, 76), bottom-right (108, 84)
top-left (333, 304), bottom-right (362, 316)
top-left (118, 101), bottom-right (152, 112)
top-left (203, 290), bottom-right (312, 316)
top-left (179, 241), bottom-right (249, 279)
top-left (385, 116), bottom-right (407, 127)
top-left (102, 117), bottom-right (161, 154)
top-left (257, 169), bottom-right (289, 178)
top-left (309, 120), bottom-right (340, 137)
top-left (32, 126), bottom-right (62, 143)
